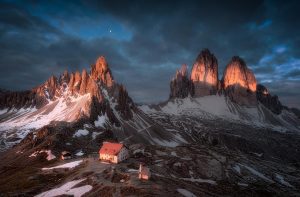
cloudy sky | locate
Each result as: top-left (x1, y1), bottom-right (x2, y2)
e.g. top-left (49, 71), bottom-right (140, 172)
top-left (0, 0), bottom-right (300, 108)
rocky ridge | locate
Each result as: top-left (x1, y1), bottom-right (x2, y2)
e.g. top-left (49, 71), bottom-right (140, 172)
top-left (0, 56), bottom-right (134, 124)
top-left (170, 49), bottom-right (287, 112)
top-left (256, 84), bottom-right (283, 114)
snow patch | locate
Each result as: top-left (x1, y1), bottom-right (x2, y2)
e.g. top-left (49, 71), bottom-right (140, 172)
top-left (75, 150), bottom-right (84, 156)
top-left (174, 162), bottom-right (181, 167)
top-left (92, 131), bottom-right (103, 140)
top-left (139, 105), bottom-right (157, 113)
top-left (94, 114), bottom-right (107, 127)
top-left (142, 95), bottom-right (300, 133)
top-left (152, 138), bottom-right (179, 147)
top-left (0, 108), bottom-right (8, 115)
top-left (177, 188), bottom-right (196, 197)
top-left (73, 129), bottom-right (89, 137)
top-left (29, 150), bottom-right (56, 161)
top-left (0, 94), bottom-right (92, 146)
top-left (252, 152), bottom-right (263, 157)
top-left (181, 177), bottom-right (217, 185)
top-left (241, 164), bottom-right (274, 183)
top-left (42, 160), bottom-right (83, 170)
top-left (128, 169), bottom-right (139, 172)
top-left (35, 178), bottom-right (92, 197)
top-left (133, 148), bottom-right (144, 154)
top-left (160, 96), bottom-right (238, 120)
top-left (83, 124), bottom-right (93, 129)
top-left (275, 174), bottom-right (293, 187)
top-left (238, 182), bottom-right (248, 187)
top-left (233, 164), bottom-right (241, 174)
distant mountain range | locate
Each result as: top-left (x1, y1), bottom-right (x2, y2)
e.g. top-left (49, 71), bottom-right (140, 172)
top-left (0, 49), bottom-right (299, 150)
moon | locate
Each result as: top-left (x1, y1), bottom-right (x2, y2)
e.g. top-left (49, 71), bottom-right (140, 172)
top-left (109, 29), bottom-right (112, 33)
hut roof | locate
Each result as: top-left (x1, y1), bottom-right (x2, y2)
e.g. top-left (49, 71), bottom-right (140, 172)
top-left (99, 142), bottom-right (124, 156)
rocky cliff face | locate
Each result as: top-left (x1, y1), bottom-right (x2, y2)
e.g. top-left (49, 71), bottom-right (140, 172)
top-left (190, 49), bottom-right (219, 96)
top-left (91, 56), bottom-right (114, 87)
top-left (0, 56), bottom-right (134, 123)
top-left (222, 56), bottom-right (257, 106)
top-left (256, 84), bottom-right (283, 114)
top-left (167, 50), bottom-right (294, 110)
top-left (170, 64), bottom-right (191, 98)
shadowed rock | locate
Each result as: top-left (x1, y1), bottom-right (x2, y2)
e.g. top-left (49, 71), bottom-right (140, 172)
top-left (190, 49), bottom-right (219, 96)
top-left (170, 64), bottom-right (191, 98)
top-left (257, 84), bottom-right (283, 114)
top-left (223, 56), bottom-right (257, 106)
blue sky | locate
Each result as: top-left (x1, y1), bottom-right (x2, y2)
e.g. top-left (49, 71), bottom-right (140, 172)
top-left (0, 0), bottom-right (300, 108)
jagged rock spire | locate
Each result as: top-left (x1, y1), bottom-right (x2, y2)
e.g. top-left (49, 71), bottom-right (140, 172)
top-left (223, 56), bottom-right (256, 92)
top-left (190, 49), bottom-right (219, 96)
top-left (170, 64), bottom-right (191, 99)
top-left (91, 56), bottom-right (114, 87)
top-left (222, 56), bottom-right (257, 106)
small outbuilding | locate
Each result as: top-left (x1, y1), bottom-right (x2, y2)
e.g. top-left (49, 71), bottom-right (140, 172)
top-left (99, 142), bottom-right (129, 163)
top-left (61, 151), bottom-right (72, 160)
top-left (138, 163), bottom-right (151, 180)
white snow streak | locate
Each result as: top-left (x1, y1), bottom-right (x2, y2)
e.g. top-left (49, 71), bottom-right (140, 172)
top-left (73, 129), bottom-right (89, 137)
top-left (35, 178), bottom-right (92, 197)
top-left (42, 160), bottom-right (83, 170)
top-left (94, 114), bottom-right (107, 127)
top-left (177, 188), bottom-right (196, 197)
top-left (275, 174), bottom-right (293, 187)
top-left (181, 177), bottom-right (217, 185)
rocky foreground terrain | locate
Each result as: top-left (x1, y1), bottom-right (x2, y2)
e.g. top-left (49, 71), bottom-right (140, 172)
top-left (0, 50), bottom-right (300, 196)
top-left (0, 122), bottom-right (299, 196)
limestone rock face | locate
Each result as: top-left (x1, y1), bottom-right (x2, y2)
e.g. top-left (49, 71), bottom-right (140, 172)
top-left (223, 56), bottom-right (257, 106)
top-left (45, 76), bottom-right (58, 98)
top-left (91, 56), bottom-right (114, 87)
top-left (60, 70), bottom-right (70, 84)
top-left (86, 76), bottom-right (102, 102)
top-left (34, 75), bottom-right (59, 105)
top-left (116, 85), bottom-right (133, 119)
top-left (79, 69), bottom-right (88, 95)
top-left (170, 64), bottom-right (191, 98)
top-left (68, 73), bottom-right (75, 90)
top-left (256, 84), bottom-right (283, 114)
top-left (73, 71), bottom-right (82, 92)
top-left (0, 55), bottom-right (134, 125)
top-left (190, 49), bottom-right (219, 96)
top-left (0, 90), bottom-right (35, 109)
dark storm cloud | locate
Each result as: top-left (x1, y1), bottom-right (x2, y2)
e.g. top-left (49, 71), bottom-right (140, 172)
top-left (284, 69), bottom-right (300, 78)
top-left (0, 0), bottom-right (300, 108)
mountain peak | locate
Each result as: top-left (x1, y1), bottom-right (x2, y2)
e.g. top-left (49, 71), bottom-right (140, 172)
top-left (91, 56), bottom-right (114, 87)
top-left (223, 56), bottom-right (256, 92)
top-left (170, 64), bottom-right (191, 99)
top-left (191, 49), bottom-right (219, 96)
top-left (195, 49), bottom-right (218, 69)
top-left (95, 56), bottom-right (108, 73)
top-left (223, 56), bottom-right (257, 105)
top-left (230, 56), bottom-right (247, 67)
top-left (176, 64), bottom-right (188, 78)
